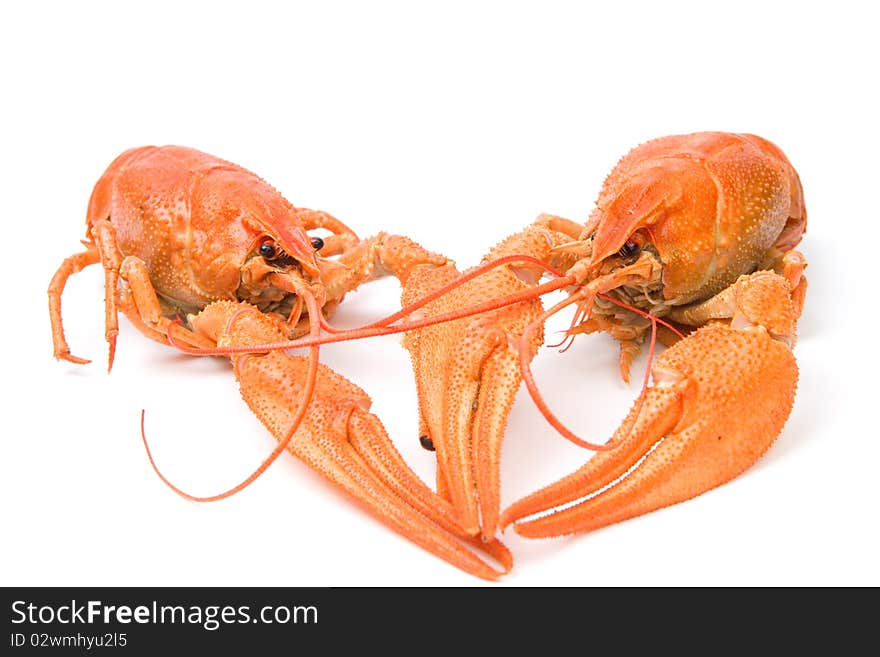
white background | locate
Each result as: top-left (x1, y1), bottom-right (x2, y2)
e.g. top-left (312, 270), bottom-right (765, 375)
top-left (2, 1), bottom-right (877, 586)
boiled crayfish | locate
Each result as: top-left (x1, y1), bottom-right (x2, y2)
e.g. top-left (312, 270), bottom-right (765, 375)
top-left (396, 132), bottom-right (807, 542)
top-left (48, 145), bottom-right (511, 578)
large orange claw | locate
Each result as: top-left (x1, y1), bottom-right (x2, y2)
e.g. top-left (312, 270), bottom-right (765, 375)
top-left (189, 301), bottom-right (511, 580)
top-left (400, 219), bottom-right (581, 540)
top-left (502, 271), bottom-right (799, 538)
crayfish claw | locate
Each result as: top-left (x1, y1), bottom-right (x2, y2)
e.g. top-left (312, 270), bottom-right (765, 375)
top-left (503, 272), bottom-right (799, 538)
top-left (191, 301), bottom-right (511, 579)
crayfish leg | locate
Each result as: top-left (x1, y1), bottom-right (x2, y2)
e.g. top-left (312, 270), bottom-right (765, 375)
top-left (48, 245), bottom-right (101, 364)
top-left (87, 219), bottom-right (126, 371)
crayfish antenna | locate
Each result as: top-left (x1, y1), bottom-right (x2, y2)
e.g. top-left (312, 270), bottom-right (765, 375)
top-left (299, 254), bottom-right (570, 341)
top-left (140, 296), bottom-right (323, 502)
top-left (357, 254), bottom-right (567, 330)
top-left (163, 262), bottom-right (574, 359)
top-left (518, 289), bottom-right (618, 451)
top-left (517, 280), bottom-right (687, 452)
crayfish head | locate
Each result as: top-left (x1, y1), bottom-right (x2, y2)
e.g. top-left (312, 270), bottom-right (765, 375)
top-left (587, 132), bottom-right (805, 309)
top-left (555, 229), bottom-right (666, 362)
top-left (237, 233), bottom-right (327, 333)
top-left (577, 229), bottom-right (665, 311)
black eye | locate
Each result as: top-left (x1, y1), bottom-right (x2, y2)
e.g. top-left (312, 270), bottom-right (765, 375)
top-left (259, 242), bottom-right (277, 258)
top-left (618, 241), bottom-right (639, 257)
top-left (310, 236), bottom-right (324, 251)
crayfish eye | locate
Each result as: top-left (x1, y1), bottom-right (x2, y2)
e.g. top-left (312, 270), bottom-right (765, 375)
top-left (259, 241), bottom-right (278, 259)
top-left (310, 236), bottom-right (325, 251)
top-left (618, 240), bottom-right (640, 258)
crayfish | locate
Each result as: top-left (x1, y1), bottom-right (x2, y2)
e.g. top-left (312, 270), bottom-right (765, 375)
top-left (48, 145), bottom-right (513, 579)
top-left (394, 132), bottom-right (807, 542)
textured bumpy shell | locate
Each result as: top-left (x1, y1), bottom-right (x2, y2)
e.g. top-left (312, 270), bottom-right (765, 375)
top-left (590, 132), bottom-right (806, 304)
top-left (399, 224), bottom-right (570, 538)
top-left (188, 301), bottom-right (511, 580)
top-left (507, 320), bottom-right (799, 537)
top-left (84, 146), bottom-right (318, 309)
